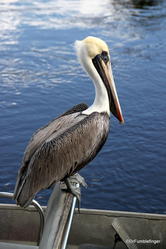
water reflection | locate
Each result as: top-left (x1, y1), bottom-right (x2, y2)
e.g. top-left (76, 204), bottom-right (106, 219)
top-left (0, 0), bottom-right (143, 89)
top-left (0, 0), bottom-right (20, 46)
top-left (0, 0), bottom-right (163, 44)
top-left (132, 0), bottom-right (163, 8)
top-left (22, 0), bottom-right (115, 29)
top-left (0, 0), bottom-right (153, 36)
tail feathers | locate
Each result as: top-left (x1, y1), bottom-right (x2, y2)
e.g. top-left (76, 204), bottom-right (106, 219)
top-left (13, 163), bottom-right (29, 203)
top-left (14, 180), bottom-right (35, 208)
top-left (16, 194), bottom-right (34, 208)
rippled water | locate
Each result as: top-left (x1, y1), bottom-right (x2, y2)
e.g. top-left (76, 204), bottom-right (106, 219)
top-left (0, 0), bottom-right (166, 213)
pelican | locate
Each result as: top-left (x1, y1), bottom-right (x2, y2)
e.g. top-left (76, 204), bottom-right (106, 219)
top-left (14, 36), bottom-right (124, 207)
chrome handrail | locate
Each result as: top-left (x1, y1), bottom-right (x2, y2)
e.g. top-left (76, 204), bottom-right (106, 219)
top-left (61, 196), bottom-right (77, 249)
top-left (0, 191), bottom-right (44, 245)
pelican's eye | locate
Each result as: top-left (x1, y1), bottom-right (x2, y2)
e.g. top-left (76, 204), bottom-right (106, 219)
top-left (101, 51), bottom-right (109, 64)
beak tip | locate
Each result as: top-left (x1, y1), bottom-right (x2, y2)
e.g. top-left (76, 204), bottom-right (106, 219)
top-left (119, 116), bottom-right (125, 124)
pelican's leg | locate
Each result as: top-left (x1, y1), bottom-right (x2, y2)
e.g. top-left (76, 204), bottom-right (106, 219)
top-left (60, 173), bottom-right (87, 208)
top-left (68, 173), bottom-right (87, 188)
top-left (65, 177), bottom-right (81, 201)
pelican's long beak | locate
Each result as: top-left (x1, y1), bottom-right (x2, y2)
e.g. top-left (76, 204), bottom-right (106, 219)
top-left (92, 55), bottom-right (124, 123)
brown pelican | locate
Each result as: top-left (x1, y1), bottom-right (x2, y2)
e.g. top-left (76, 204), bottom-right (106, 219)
top-left (14, 36), bottom-right (124, 207)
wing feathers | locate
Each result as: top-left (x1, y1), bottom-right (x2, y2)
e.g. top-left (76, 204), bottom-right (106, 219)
top-left (14, 111), bottom-right (109, 207)
top-left (14, 103), bottom-right (87, 201)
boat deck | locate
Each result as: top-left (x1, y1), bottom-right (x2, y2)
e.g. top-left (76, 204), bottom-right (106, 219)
top-left (0, 203), bottom-right (166, 249)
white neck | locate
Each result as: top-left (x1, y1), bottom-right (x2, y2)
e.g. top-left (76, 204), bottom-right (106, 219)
top-left (76, 42), bottom-right (110, 116)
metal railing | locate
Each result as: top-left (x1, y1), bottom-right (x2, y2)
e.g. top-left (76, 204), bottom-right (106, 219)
top-left (0, 192), bottom-right (44, 245)
top-left (0, 181), bottom-right (79, 249)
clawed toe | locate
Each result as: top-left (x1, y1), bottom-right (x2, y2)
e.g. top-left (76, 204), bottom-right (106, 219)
top-left (60, 173), bottom-right (87, 210)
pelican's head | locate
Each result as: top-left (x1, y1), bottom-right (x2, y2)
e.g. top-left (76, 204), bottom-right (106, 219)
top-left (75, 36), bottom-right (124, 123)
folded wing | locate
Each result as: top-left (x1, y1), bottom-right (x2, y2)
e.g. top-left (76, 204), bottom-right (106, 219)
top-left (14, 105), bottom-right (109, 207)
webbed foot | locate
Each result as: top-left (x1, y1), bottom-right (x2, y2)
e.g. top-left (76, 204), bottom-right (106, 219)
top-left (60, 173), bottom-right (87, 210)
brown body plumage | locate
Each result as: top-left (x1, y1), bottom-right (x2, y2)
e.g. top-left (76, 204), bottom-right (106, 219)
top-left (14, 105), bottom-right (109, 207)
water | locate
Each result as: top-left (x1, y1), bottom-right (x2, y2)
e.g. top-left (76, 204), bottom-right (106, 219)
top-left (0, 0), bottom-right (166, 214)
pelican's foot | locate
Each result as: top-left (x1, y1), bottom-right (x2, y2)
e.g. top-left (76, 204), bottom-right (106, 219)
top-left (65, 177), bottom-right (81, 202)
top-left (72, 173), bottom-right (88, 188)
top-left (60, 173), bottom-right (87, 209)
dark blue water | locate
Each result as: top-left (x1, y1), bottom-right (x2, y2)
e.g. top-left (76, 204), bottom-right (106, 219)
top-left (0, 0), bottom-right (166, 214)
